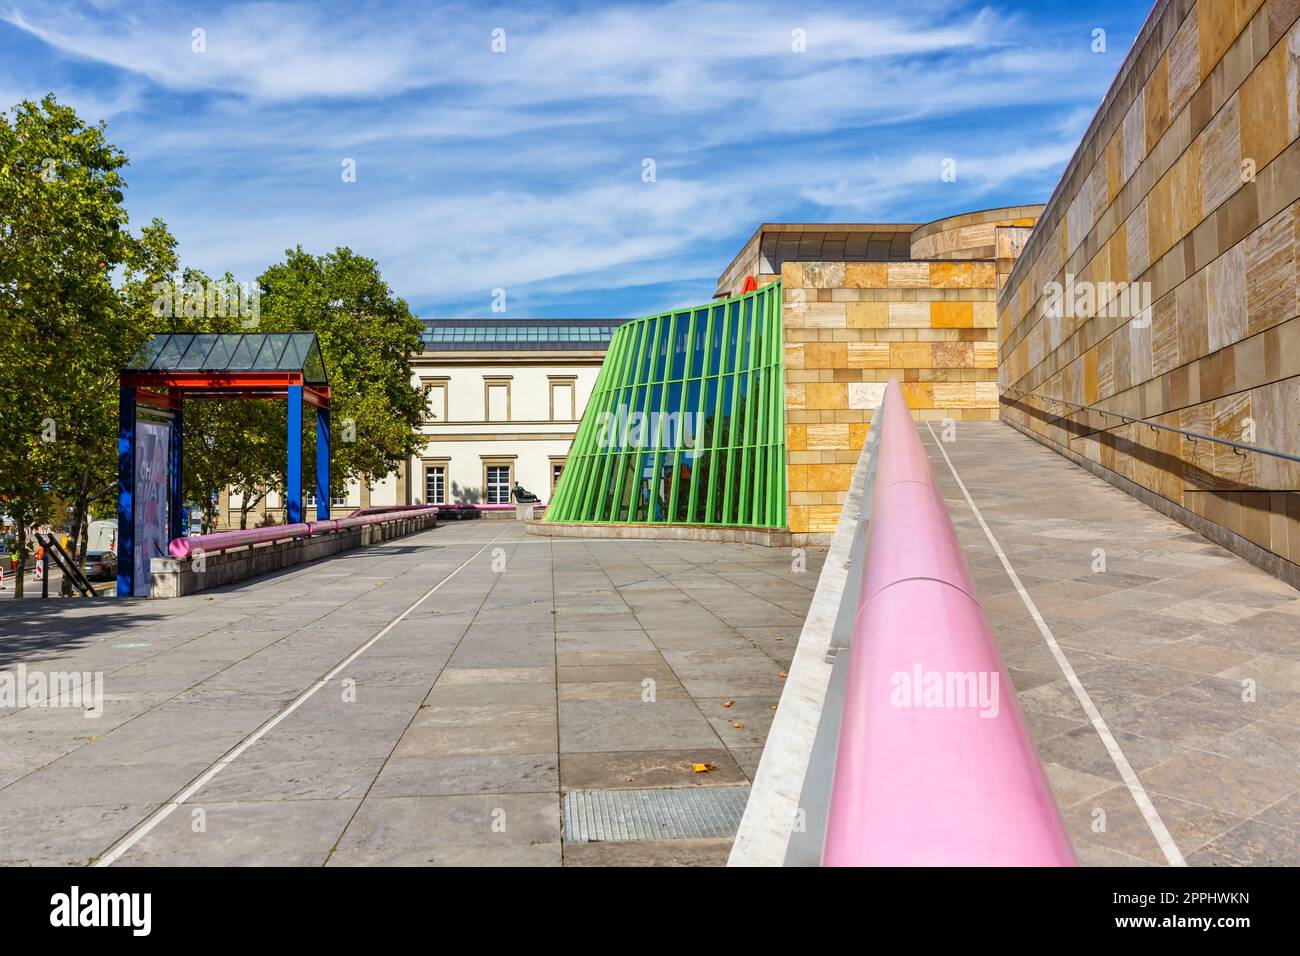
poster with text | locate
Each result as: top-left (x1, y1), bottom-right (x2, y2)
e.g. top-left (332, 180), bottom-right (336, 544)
top-left (133, 419), bottom-right (170, 597)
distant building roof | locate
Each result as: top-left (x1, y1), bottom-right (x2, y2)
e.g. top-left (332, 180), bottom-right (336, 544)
top-left (419, 318), bottom-right (626, 352)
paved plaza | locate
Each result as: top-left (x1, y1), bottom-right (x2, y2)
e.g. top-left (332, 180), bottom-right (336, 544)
top-left (0, 522), bottom-right (820, 866)
top-left (0, 422), bottom-right (1297, 866)
top-left (924, 423), bottom-right (1300, 867)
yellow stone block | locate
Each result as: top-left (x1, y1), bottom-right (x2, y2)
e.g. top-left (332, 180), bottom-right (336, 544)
top-left (786, 423), bottom-right (807, 451)
top-left (929, 262), bottom-right (973, 288)
top-left (849, 421), bottom-right (870, 450)
top-left (807, 506), bottom-right (842, 533)
top-left (973, 302), bottom-right (997, 327)
top-left (806, 423), bottom-right (850, 450)
top-left (788, 465), bottom-right (810, 492)
top-left (804, 383), bottom-right (848, 409)
top-left (1240, 40), bottom-right (1289, 173)
top-left (786, 382), bottom-right (806, 409)
top-left (804, 342), bottom-right (848, 368)
top-left (808, 463), bottom-right (854, 491)
top-left (847, 342), bottom-right (891, 368)
top-left (933, 382), bottom-right (980, 407)
top-left (971, 262), bottom-right (996, 287)
top-left (787, 506), bottom-right (808, 534)
top-left (931, 302), bottom-right (974, 328)
top-left (844, 262), bottom-right (888, 288)
top-left (887, 262), bottom-right (930, 287)
top-left (783, 343), bottom-right (805, 369)
top-left (888, 302), bottom-right (930, 328)
top-left (900, 382), bottom-right (934, 409)
top-left (890, 341), bottom-right (931, 368)
top-left (847, 301), bottom-right (889, 328)
top-left (973, 342), bottom-right (998, 368)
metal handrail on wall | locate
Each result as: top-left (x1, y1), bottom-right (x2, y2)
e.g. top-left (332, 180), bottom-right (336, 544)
top-left (821, 379), bottom-right (1076, 866)
top-left (1002, 385), bottom-right (1300, 464)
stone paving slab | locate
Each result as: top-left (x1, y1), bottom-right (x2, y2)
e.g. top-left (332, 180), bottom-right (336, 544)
top-left (923, 421), bottom-right (1300, 867)
top-left (0, 522), bottom-right (822, 866)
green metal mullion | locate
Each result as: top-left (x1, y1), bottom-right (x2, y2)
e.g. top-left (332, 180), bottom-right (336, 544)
top-left (739, 289), bottom-right (762, 525)
top-left (724, 294), bottom-right (755, 525)
top-left (550, 348), bottom-right (599, 519)
top-left (571, 329), bottom-right (624, 519)
top-left (705, 302), bottom-right (732, 524)
top-left (647, 312), bottom-right (676, 523)
top-left (771, 283), bottom-right (786, 526)
top-left (747, 288), bottom-right (768, 526)
top-left (604, 320), bottom-right (649, 521)
top-left (687, 305), bottom-right (716, 524)
top-left (627, 317), bottom-right (661, 523)
top-left (667, 308), bottom-right (699, 523)
top-left (576, 328), bottom-right (624, 520)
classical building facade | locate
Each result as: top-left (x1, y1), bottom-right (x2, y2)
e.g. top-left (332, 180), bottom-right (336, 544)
top-left (221, 318), bottom-right (621, 526)
top-left (404, 318), bottom-right (622, 512)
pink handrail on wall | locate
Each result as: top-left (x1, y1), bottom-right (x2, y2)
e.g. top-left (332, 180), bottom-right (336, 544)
top-left (822, 378), bottom-right (1076, 867)
top-left (168, 506), bottom-right (439, 559)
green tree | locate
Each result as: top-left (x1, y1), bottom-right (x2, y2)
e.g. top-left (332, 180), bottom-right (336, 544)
top-left (0, 94), bottom-right (176, 597)
top-left (256, 247), bottom-right (424, 499)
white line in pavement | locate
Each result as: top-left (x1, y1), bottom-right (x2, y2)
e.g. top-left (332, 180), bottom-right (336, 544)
top-left (94, 524), bottom-right (512, 867)
top-left (925, 421), bottom-right (1186, 868)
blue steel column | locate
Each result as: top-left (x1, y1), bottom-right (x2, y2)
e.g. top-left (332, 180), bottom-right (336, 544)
top-left (117, 384), bottom-right (136, 597)
top-left (168, 405), bottom-right (184, 543)
top-left (287, 385), bottom-right (303, 524)
top-left (315, 405), bottom-right (331, 521)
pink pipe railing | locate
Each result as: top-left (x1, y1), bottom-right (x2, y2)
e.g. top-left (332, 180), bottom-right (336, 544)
top-left (168, 506), bottom-right (439, 559)
top-left (822, 378), bottom-right (1076, 867)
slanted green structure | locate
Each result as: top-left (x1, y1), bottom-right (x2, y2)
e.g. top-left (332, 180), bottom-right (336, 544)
top-left (546, 281), bottom-right (784, 528)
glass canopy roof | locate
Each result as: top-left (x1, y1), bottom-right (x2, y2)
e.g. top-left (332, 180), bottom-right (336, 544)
top-left (126, 333), bottom-right (329, 385)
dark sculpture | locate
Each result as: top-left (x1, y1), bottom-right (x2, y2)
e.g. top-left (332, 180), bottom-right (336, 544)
top-left (511, 482), bottom-right (540, 503)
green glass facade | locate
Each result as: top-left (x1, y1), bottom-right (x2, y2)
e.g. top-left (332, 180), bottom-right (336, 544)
top-left (546, 282), bottom-right (785, 528)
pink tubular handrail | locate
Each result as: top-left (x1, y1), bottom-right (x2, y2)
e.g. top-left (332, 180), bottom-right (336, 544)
top-left (168, 506), bottom-right (439, 559)
top-left (822, 378), bottom-right (1076, 867)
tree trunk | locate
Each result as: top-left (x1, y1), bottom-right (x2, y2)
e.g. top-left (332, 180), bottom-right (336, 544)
top-left (13, 513), bottom-right (25, 600)
top-left (62, 465), bottom-right (91, 597)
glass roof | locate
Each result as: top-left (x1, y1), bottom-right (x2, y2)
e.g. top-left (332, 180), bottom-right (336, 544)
top-left (125, 333), bottom-right (329, 385)
top-left (419, 321), bottom-right (623, 351)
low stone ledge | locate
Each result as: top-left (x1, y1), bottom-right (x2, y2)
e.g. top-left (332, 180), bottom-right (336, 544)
top-left (525, 519), bottom-right (792, 548)
top-left (149, 512), bottom-right (437, 598)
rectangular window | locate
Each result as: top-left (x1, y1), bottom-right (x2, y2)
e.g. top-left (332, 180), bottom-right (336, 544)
top-left (550, 380), bottom-right (575, 421)
top-left (425, 466), bottom-right (446, 505)
top-left (486, 382), bottom-right (509, 421)
top-left (423, 382), bottom-right (447, 422)
top-left (305, 491), bottom-right (317, 507)
top-left (486, 465), bottom-right (511, 504)
top-left (551, 461), bottom-right (564, 493)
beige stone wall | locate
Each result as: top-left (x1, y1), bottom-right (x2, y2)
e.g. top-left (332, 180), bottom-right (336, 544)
top-left (782, 259), bottom-right (1004, 535)
top-left (998, 0), bottom-right (1300, 582)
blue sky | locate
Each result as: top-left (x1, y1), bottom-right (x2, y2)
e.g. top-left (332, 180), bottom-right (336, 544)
top-left (2, 0), bottom-right (1152, 319)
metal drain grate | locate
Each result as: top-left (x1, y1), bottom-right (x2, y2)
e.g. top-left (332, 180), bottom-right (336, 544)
top-left (562, 786), bottom-right (750, 843)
